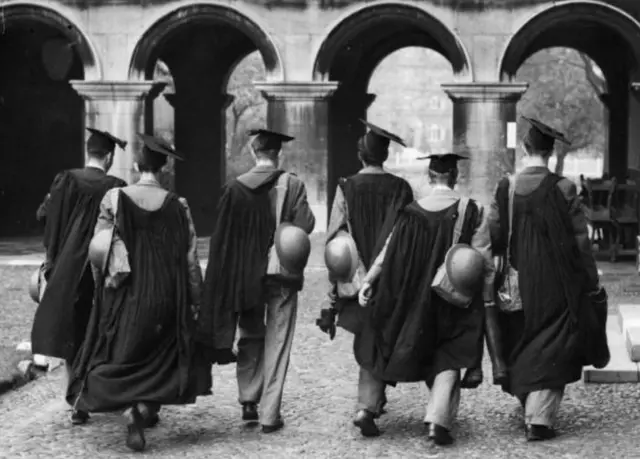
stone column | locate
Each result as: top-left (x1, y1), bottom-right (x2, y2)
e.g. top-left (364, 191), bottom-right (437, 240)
top-left (442, 82), bottom-right (529, 206)
top-left (599, 93), bottom-right (611, 176)
top-left (254, 81), bottom-right (339, 231)
top-left (70, 81), bottom-right (166, 184)
top-left (328, 91), bottom-right (377, 208)
top-left (165, 92), bottom-right (234, 235)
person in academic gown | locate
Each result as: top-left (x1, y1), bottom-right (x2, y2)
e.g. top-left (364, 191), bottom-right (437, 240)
top-left (318, 120), bottom-right (413, 433)
top-left (200, 128), bottom-right (315, 434)
top-left (31, 128), bottom-right (128, 424)
top-left (487, 117), bottom-right (604, 441)
top-left (355, 152), bottom-right (495, 445)
top-left (66, 134), bottom-right (210, 452)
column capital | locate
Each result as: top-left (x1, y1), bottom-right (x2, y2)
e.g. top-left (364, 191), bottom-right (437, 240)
top-left (332, 91), bottom-right (377, 109)
top-left (164, 92), bottom-right (235, 110)
top-left (254, 81), bottom-right (339, 102)
top-left (441, 82), bottom-right (529, 103)
top-left (70, 80), bottom-right (167, 101)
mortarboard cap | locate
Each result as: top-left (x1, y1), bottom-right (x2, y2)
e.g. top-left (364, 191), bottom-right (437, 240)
top-left (522, 116), bottom-right (571, 152)
top-left (86, 128), bottom-right (127, 154)
top-left (248, 128), bottom-right (294, 152)
top-left (357, 119), bottom-right (406, 165)
top-left (360, 119), bottom-right (407, 149)
top-left (417, 152), bottom-right (469, 174)
top-left (138, 133), bottom-right (183, 161)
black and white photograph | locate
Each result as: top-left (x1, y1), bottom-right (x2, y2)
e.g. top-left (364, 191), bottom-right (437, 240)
top-left (0, 0), bottom-right (638, 457)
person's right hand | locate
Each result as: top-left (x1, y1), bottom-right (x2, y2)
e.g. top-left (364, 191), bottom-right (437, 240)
top-left (359, 282), bottom-right (372, 307)
top-left (327, 286), bottom-right (338, 306)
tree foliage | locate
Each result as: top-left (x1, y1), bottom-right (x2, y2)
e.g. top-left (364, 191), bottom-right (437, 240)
top-left (516, 48), bottom-right (607, 175)
top-left (225, 51), bottom-right (267, 179)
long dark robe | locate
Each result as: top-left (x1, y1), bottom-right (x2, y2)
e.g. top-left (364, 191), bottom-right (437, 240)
top-left (198, 169), bottom-right (284, 360)
top-left (341, 173), bottom-right (414, 269)
top-left (31, 168), bottom-right (126, 361)
top-left (67, 192), bottom-right (210, 412)
top-left (354, 201), bottom-right (485, 384)
top-left (335, 173), bottom-right (414, 332)
top-left (495, 174), bottom-right (589, 396)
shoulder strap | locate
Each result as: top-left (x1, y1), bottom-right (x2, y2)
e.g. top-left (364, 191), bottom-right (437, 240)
top-left (274, 172), bottom-right (290, 224)
top-left (506, 175), bottom-right (516, 264)
top-left (452, 197), bottom-right (470, 245)
top-left (340, 178), bottom-right (354, 236)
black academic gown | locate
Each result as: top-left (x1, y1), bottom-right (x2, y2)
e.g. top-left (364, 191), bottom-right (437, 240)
top-left (493, 174), bottom-right (589, 397)
top-left (354, 200), bottom-right (485, 384)
top-left (341, 173), bottom-right (414, 269)
top-left (332, 173), bottom-right (414, 333)
top-left (198, 168), bottom-right (284, 362)
top-left (67, 191), bottom-right (210, 411)
top-left (31, 167), bottom-right (126, 362)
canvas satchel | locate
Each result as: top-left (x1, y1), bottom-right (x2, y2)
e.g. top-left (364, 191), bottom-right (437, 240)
top-left (431, 197), bottom-right (475, 308)
top-left (496, 175), bottom-right (523, 312)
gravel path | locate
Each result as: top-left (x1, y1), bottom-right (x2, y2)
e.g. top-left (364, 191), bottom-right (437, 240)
top-left (1, 272), bottom-right (640, 458)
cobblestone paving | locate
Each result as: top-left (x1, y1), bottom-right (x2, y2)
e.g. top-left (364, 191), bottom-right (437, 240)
top-left (1, 273), bottom-right (640, 458)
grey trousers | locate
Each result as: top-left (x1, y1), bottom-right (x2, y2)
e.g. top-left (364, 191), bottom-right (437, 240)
top-left (356, 367), bottom-right (386, 415)
top-left (519, 388), bottom-right (565, 427)
top-left (236, 285), bottom-right (298, 426)
top-left (424, 369), bottom-right (461, 430)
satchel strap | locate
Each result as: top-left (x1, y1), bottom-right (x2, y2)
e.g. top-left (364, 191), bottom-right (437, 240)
top-left (339, 177), bottom-right (365, 264)
top-left (452, 197), bottom-right (470, 245)
top-left (506, 175), bottom-right (516, 266)
top-left (274, 172), bottom-right (289, 224)
top-left (337, 178), bottom-right (354, 235)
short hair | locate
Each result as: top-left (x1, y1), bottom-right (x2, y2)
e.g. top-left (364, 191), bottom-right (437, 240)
top-left (523, 134), bottom-right (553, 158)
top-left (251, 137), bottom-right (279, 161)
top-left (135, 147), bottom-right (168, 173)
top-left (428, 168), bottom-right (457, 183)
top-left (87, 149), bottom-right (111, 160)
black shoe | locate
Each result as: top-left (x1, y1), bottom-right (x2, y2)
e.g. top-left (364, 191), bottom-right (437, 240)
top-left (71, 410), bottom-right (90, 425)
top-left (261, 419), bottom-right (284, 434)
top-left (125, 406), bottom-right (146, 452)
top-left (353, 410), bottom-right (380, 437)
top-left (242, 403), bottom-right (259, 421)
top-left (460, 367), bottom-right (483, 389)
top-left (427, 423), bottom-right (454, 446)
top-left (526, 424), bottom-right (556, 441)
top-left (144, 412), bottom-right (160, 428)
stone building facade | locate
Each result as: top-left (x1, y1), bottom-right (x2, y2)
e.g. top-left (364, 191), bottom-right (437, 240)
top-left (1, 0), bottom-right (640, 234)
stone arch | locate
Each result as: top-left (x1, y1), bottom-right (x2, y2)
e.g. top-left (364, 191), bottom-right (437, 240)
top-left (127, 2), bottom-right (284, 81)
top-left (0, 1), bottom-right (102, 79)
top-left (498, 0), bottom-right (640, 183)
top-left (499, 0), bottom-right (640, 79)
top-left (312, 1), bottom-right (472, 81)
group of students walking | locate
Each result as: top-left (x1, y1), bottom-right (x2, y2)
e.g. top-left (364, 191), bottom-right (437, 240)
top-left (29, 114), bottom-right (608, 453)
top-left (320, 116), bottom-right (609, 445)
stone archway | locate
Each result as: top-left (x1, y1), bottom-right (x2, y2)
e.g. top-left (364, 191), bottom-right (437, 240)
top-left (499, 0), bottom-right (640, 181)
top-left (311, 2), bottom-right (472, 210)
top-left (128, 2), bottom-right (283, 82)
top-left (127, 3), bottom-right (284, 234)
top-left (0, 3), bottom-right (101, 237)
